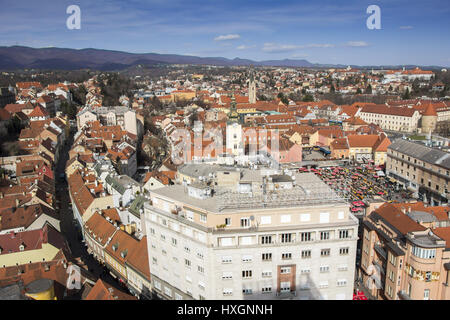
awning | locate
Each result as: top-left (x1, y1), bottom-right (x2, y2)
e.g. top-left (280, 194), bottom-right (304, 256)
top-left (377, 170), bottom-right (385, 177)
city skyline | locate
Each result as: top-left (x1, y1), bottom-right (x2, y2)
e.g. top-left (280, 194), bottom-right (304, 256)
top-left (0, 0), bottom-right (449, 67)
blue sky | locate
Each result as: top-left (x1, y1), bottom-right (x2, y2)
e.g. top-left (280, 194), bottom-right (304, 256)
top-left (0, 0), bottom-right (449, 66)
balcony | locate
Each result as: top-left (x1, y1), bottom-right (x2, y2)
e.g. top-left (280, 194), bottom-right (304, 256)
top-left (374, 244), bottom-right (387, 260)
top-left (398, 290), bottom-right (412, 300)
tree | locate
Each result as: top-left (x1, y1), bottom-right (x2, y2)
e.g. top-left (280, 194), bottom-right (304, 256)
top-left (277, 92), bottom-right (289, 105)
top-left (356, 88), bottom-right (362, 94)
top-left (366, 84), bottom-right (373, 94)
top-left (302, 94), bottom-right (314, 102)
top-left (402, 88), bottom-right (411, 99)
top-left (330, 85), bottom-right (336, 93)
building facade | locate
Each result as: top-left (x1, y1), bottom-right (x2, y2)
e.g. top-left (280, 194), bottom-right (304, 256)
top-left (143, 167), bottom-right (358, 300)
top-left (386, 139), bottom-right (450, 205)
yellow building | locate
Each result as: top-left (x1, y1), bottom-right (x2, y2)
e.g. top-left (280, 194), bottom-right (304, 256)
top-left (0, 224), bottom-right (66, 267)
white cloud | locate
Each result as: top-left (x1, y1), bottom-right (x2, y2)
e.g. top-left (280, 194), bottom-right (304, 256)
top-left (399, 26), bottom-right (413, 29)
top-left (236, 44), bottom-right (255, 50)
top-left (346, 41), bottom-right (369, 47)
top-left (262, 43), bottom-right (334, 53)
top-left (214, 34), bottom-right (241, 41)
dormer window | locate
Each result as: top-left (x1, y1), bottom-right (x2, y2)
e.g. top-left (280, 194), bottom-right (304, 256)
top-left (19, 243), bottom-right (25, 251)
top-left (112, 243), bottom-right (119, 251)
top-left (120, 249), bottom-right (128, 258)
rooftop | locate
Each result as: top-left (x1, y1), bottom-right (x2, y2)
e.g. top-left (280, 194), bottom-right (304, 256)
top-left (388, 139), bottom-right (450, 170)
top-left (151, 171), bottom-right (345, 213)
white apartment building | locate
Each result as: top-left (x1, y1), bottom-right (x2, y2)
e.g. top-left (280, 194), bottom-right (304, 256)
top-left (357, 105), bottom-right (421, 133)
top-left (142, 166), bottom-right (359, 300)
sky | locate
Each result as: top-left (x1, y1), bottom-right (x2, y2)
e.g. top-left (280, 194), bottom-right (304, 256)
top-left (0, 0), bottom-right (449, 66)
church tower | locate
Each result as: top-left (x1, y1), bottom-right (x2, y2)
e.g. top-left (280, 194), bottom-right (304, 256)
top-left (248, 69), bottom-right (256, 104)
top-left (421, 103), bottom-right (438, 134)
top-left (226, 93), bottom-right (243, 156)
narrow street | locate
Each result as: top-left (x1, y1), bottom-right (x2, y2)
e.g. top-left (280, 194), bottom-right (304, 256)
top-left (55, 126), bottom-right (131, 293)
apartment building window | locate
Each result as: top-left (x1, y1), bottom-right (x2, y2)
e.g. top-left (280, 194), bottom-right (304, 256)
top-left (424, 289), bottom-right (430, 300)
top-left (262, 253), bottom-right (272, 261)
top-left (152, 257), bottom-right (157, 265)
top-left (185, 259), bottom-right (191, 268)
top-left (173, 257), bottom-right (178, 263)
top-left (241, 217), bottom-right (250, 228)
top-left (242, 255), bottom-right (253, 263)
top-left (411, 246), bottom-right (436, 259)
top-left (364, 229), bottom-right (370, 240)
top-left (260, 216), bottom-right (271, 225)
top-left (261, 235), bottom-right (272, 244)
top-left (321, 249), bottom-right (331, 257)
top-left (281, 214), bottom-right (291, 223)
top-left (280, 267), bottom-right (291, 274)
top-left (338, 265), bottom-right (348, 271)
top-left (186, 210), bottom-right (194, 222)
top-left (175, 293), bottom-right (183, 300)
top-left (301, 232), bottom-right (312, 242)
top-left (160, 234), bottom-right (166, 241)
top-left (153, 280), bottom-right (161, 291)
top-left (200, 214), bottom-right (207, 223)
top-left (339, 247), bottom-right (349, 255)
top-left (301, 250), bottom-right (312, 259)
top-left (150, 228), bottom-right (155, 236)
top-left (198, 281), bottom-right (205, 291)
top-left (389, 254), bottom-right (397, 266)
top-left (221, 256), bottom-right (232, 264)
top-left (161, 249), bottom-right (167, 256)
top-left (225, 217), bottom-right (231, 226)
top-left (389, 270), bottom-right (395, 282)
top-left (262, 270), bottom-right (272, 278)
top-left (222, 271), bottom-right (233, 280)
top-left (282, 253), bottom-right (292, 260)
top-left (223, 288), bottom-right (233, 296)
top-left (280, 282), bottom-right (291, 292)
top-left (301, 268), bottom-right (311, 274)
top-left (425, 271), bottom-right (432, 282)
top-left (164, 287), bottom-right (172, 298)
top-left (198, 265), bottom-right (205, 274)
top-left (320, 265), bottom-right (330, 273)
top-left (185, 275), bottom-right (192, 283)
top-left (337, 279), bottom-right (347, 287)
top-left (262, 286), bottom-right (272, 293)
top-left (387, 285), bottom-right (393, 298)
top-left (319, 281), bottom-right (329, 289)
top-left (339, 230), bottom-right (350, 239)
top-left (184, 246), bottom-right (190, 253)
top-left (242, 270), bottom-right (252, 279)
top-left (171, 238), bottom-right (177, 246)
top-left (281, 233), bottom-right (293, 243)
top-left (242, 288), bottom-right (253, 295)
top-left (320, 231), bottom-right (330, 240)
top-left (197, 252), bottom-right (204, 260)
top-left (300, 213), bottom-right (311, 222)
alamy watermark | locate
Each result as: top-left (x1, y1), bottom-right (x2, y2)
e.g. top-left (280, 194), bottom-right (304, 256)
top-left (366, 5), bottom-right (381, 30)
top-left (66, 5), bottom-right (81, 30)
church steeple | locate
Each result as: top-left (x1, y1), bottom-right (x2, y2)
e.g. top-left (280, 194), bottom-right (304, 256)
top-left (227, 92), bottom-right (239, 124)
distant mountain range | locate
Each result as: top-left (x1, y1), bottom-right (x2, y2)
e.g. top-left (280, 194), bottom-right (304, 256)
top-left (0, 46), bottom-right (445, 71)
